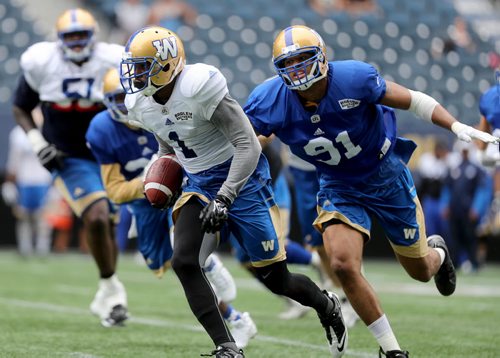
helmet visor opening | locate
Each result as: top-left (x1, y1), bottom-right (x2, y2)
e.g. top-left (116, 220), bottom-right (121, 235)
top-left (274, 49), bottom-right (322, 88)
top-left (59, 30), bottom-right (93, 49)
top-left (120, 57), bottom-right (162, 94)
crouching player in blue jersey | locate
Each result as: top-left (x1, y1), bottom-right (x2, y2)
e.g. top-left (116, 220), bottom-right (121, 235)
top-left (12, 8), bottom-right (128, 327)
top-left (120, 26), bottom-right (348, 357)
top-left (85, 68), bottom-right (258, 349)
top-left (244, 25), bottom-right (500, 357)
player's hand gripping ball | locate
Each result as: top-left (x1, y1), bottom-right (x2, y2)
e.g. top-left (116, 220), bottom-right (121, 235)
top-left (143, 154), bottom-right (183, 209)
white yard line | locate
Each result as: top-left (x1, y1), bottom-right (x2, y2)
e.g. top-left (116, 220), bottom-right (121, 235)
top-left (0, 297), bottom-right (375, 358)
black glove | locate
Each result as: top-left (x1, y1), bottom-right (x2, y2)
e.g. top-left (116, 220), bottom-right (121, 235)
top-left (199, 195), bottom-right (230, 233)
top-left (37, 144), bottom-right (66, 172)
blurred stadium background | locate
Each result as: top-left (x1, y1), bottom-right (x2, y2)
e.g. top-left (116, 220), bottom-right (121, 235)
top-left (0, 1), bottom-right (499, 356)
top-left (1, 0), bottom-right (499, 257)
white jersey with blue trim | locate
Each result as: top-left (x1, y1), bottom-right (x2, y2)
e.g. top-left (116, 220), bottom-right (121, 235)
top-left (125, 63), bottom-right (233, 174)
top-left (245, 60), bottom-right (397, 182)
top-left (20, 41), bottom-right (124, 103)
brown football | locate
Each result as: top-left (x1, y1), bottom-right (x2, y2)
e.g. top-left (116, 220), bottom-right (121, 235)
top-left (143, 154), bottom-right (183, 208)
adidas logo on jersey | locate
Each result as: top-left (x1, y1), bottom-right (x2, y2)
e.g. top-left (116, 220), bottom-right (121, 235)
top-left (338, 98), bottom-right (361, 110)
top-left (314, 128), bottom-right (325, 136)
top-left (164, 118), bottom-right (174, 125)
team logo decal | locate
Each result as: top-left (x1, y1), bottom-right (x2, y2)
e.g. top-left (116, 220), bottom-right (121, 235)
top-left (175, 111), bottom-right (193, 121)
top-left (152, 36), bottom-right (179, 60)
top-left (338, 99), bottom-right (361, 110)
top-left (310, 114), bottom-right (321, 123)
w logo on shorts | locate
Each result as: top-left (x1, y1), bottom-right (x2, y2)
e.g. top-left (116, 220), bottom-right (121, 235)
top-left (403, 228), bottom-right (417, 240)
top-left (261, 240), bottom-right (275, 252)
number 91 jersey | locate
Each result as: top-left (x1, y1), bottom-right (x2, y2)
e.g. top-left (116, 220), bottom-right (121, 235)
top-left (245, 60), bottom-right (397, 183)
top-left (125, 63), bottom-right (234, 174)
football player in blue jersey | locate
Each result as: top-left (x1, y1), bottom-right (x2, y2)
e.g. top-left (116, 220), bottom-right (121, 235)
top-left (244, 25), bottom-right (500, 358)
top-left (476, 66), bottom-right (500, 256)
top-left (86, 68), bottom-right (258, 349)
top-left (478, 67), bottom-right (500, 218)
top-left (12, 8), bottom-right (128, 326)
top-left (120, 26), bottom-right (348, 357)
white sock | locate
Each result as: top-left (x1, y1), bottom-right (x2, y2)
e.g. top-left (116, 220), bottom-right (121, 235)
top-left (367, 314), bottom-right (400, 353)
top-left (100, 274), bottom-right (119, 288)
top-left (435, 248), bottom-right (446, 265)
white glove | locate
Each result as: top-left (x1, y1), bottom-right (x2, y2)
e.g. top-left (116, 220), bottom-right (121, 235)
top-left (1, 182), bottom-right (18, 205)
top-left (451, 122), bottom-right (500, 144)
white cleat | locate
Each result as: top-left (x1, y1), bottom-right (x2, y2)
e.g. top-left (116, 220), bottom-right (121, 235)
top-left (278, 297), bottom-right (311, 320)
top-left (204, 254), bottom-right (237, 303)
top-left (227, 312), bottom-right (258, 349)
top-left (318, 291), bottom-right (348, 358)
top-left (90, 275), bottom-right (129, 327)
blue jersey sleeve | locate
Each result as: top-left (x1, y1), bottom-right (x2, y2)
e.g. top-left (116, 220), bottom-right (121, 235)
top-left (244, 77), bottom-right (283, 137)
top-left (86, 112), bottom-right (117, 165)
top-left (348, 61), bottom-right (386, 103)
top-left (244, 90), bottom-right (274, 136)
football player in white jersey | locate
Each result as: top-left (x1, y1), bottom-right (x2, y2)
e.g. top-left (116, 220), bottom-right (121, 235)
top-left (120, 26), bottom-right (348, 358)
top-left (86, 67), bottom-right (258, 349)
top-left (12, 8), bottom-right (128, 327)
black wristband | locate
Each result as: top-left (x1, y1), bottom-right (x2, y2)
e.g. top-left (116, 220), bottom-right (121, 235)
top-left (215, 194), bottom-right (231, 207)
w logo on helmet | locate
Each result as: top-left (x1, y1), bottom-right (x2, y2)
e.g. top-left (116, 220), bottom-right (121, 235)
top-left (152, 36), bottom-right (179, 61)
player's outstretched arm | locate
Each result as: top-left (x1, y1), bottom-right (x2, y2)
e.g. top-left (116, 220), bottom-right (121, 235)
top-left (381, 81), bottom-right (500, 144)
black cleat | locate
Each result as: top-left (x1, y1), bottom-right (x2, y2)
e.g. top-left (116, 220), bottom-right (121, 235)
top-left (427, 235), bottom-right (456, 296)
top-left (201, 346), bottom-right (244, 358)
top-left (101, 304), bottom-right (129, 327)
top-left (318, 290), bottom-right (348, 357)
top-left (379, 347), bottom-right (409, 357)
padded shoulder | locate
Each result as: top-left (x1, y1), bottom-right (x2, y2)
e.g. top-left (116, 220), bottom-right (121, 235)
top-left (178, 63), bottom-right (227, 100)
top-left (20, 42), bottom-right (57, 73)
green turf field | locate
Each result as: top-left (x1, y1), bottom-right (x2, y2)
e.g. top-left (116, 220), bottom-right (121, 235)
top-left (0, 250), bottom-right (498, 357)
